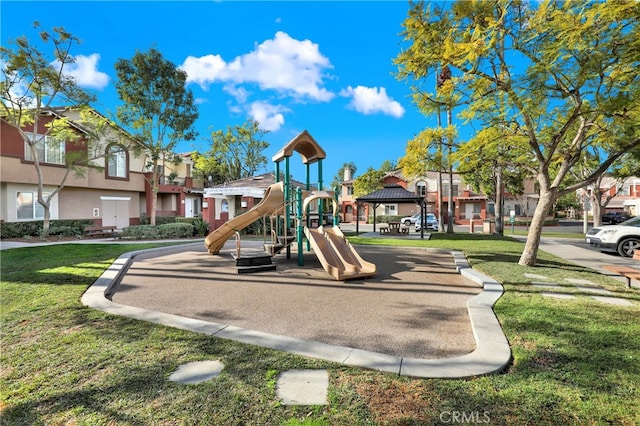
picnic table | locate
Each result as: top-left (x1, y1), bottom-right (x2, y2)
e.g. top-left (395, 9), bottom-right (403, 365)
top-left (379, 222), bottom-right (409, 235)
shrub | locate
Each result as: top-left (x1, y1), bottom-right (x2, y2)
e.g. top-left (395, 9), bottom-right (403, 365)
top-left (1, 221), bottom-right (42, 239)
top-left (120, 225), bottom-right (161, 240)
top-left (191, 218), bottom-right (209, 237)
top-left (0, 219), bottom-right (93, 239)
top-left (139, 214), bottom-right (177, 225)
top-left (109, 223), bottom-right (197, 240)
top-left (157, 223), bottom-right (194, 239)
top-left (367, 215), bottom-right (402, 224)
top-left (46, 225), bottom-right (82, 237)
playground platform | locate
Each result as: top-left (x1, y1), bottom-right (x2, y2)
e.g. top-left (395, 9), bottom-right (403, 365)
top-left (86, 238), bottom-right (511, 378)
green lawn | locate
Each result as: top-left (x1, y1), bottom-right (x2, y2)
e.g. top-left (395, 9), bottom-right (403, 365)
top-left (1, 237), bottom-right (639, 425)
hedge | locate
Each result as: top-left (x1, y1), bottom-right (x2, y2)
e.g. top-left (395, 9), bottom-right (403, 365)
top-left (119, 223), bottom-right (195, 240)
top-left (0, 219), bottom-right (94, 239)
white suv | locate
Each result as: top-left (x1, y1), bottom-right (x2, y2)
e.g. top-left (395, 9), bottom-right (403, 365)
top-left (585, 216), bottom-right (640, 257)
top-left (401, 213), bottom-right (421, 226)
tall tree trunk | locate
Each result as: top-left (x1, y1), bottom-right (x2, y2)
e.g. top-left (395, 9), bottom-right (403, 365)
top-left (150, 190), bottom-right (158, 226)
top-left (150, 167), bottom-right (159, 226)
top-left (495, 166), bottom-right (504, 235)
top-left (518, 188), bottom-right (556, 266)
top-left (41, 200), bottom-right (51, 237)
top-left (437, 170), bottom-right (443, 231)
top-left (446, 105), bottom-right (454, 233)
top-left (436, 102), bottom-right (444, 232)
top-left (447, 167), bottom-right (454, 233)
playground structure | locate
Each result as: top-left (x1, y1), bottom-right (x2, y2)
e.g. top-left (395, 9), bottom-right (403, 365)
top-left (203, 130), bottom-right (376, 281)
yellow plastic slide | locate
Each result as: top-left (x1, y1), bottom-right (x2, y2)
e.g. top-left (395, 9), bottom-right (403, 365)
top-left (304, 225), bottom-right (377, 281)
top-left (204, 182), bottom-right (286, 254)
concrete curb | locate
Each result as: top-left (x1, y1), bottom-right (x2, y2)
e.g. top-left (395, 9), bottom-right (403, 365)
top-left (81, 244), bottom-right (512, 378)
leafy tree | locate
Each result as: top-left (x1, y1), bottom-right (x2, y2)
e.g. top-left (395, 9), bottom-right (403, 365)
top-left (331, 162), bottom-right (357, 191)
top-left (115, 48), bottom-right (199, 225)
top-left (193, 120), bottom-right (269, 184)
top-left (352, 166), bottom-right (384, 197)
top-left (399, 126), bottom-right (454, 232)
top-left (1, 25), bottom-right (108, 235)
top-left (379, 159), bottom-right (397, 173)
top-left (396, 0), bottom-right (640, 265)
top-left (453, 126), bottom-right (530, 234)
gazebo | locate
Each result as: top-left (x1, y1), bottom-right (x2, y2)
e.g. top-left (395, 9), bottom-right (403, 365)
top-left (355, 184), bottom-right (428, 239)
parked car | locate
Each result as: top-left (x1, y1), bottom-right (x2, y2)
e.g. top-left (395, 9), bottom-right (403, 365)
top-left (401, 213), bottom-right (421, 226)
top-left (585, 216), bottom-right (640, 257)
top-left (601, 211), bottom-right (632, 225)
top-left (415, 213), bottom-right (439, 231)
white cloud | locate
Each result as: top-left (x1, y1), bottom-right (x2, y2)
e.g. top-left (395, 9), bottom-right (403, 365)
top-left (180, 31), bottom-right (334, 102)
top-left (54, 54), bottom-right (110, 90)
top-left (179, 54), bottom-right (227, 89)
top-left (340, 85), bottom-right (405, 118)
top-left (248, 101), bottom-right (288, 131)
top-left (223, 84), bottom-right (250, 104)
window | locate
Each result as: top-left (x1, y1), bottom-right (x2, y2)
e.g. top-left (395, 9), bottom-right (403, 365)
top-left (346, 185), bottom-right (353, 196)
top-left (17, 191), bottom-right (49, 220)
top-left (384, 204), bottom-right (397, 215)
top-left (24, 133), bottom-right (65, 165)
top-left (107, 145), bottom-right (128, 178)
top-left (442, 183), bottom-right (459, 196)
top-left (416, 181), bottom-right (427, 197)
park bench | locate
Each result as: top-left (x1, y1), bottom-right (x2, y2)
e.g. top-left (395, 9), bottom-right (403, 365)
top-left (379, 224), bottom-right (390, 234)
top-left (602, 250), bottom-right (640, 289)
top-left (84, 225), bottom-right (118, 239)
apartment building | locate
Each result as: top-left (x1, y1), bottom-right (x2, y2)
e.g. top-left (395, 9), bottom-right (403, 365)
top-left (340, 169), bottom-right (540, 225)
top-left (0, 107), bottom-right (202, 228)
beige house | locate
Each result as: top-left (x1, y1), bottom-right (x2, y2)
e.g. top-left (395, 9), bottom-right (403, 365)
top-left (584, 176), bottom-right (640, 218)
top-left (0, 107), bottom-right (202, 228)
top-left (340, 169), bottom-right (540, 225)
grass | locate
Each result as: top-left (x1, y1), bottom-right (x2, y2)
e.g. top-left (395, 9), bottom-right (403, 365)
top-left (1, 237), bottom-right (639, 425)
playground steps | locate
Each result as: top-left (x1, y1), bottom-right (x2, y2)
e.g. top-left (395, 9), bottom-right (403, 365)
top-left (234, 253), bottom-right (277, 274)
top-left (263, 235), bottom-right (296, 256)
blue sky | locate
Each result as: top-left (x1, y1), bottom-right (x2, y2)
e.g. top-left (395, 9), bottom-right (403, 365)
top-left (2, 1), bottom-right (443, 182)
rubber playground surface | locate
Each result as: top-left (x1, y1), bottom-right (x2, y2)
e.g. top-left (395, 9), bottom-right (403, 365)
top-left (111, 240), bottom-right (483, 360)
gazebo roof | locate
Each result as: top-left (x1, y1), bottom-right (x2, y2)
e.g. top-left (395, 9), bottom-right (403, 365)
top-left (356, 184), bottom-right (424, 204)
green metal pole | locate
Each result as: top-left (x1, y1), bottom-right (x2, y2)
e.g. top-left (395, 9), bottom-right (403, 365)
top-left (305, 163), bottom-right (311, 251)
top-left (274, 161), bottom-right (281, 238)
top-left (317, 159), bottom-right (323, 226)
top-left (296, 187), bottom-right (304, 266)
top-left (334, 186), bottom-right (339, 226)
top-left (285, 157), bottom-right (291, 259)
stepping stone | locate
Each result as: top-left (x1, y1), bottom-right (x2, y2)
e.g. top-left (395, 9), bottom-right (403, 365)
top-left (541, 292), bottom-right (576, 299)
top-left (565, 278), bottom-right (596, 285)
top-left (575, 286), bottom-right (613, 295)
top-left (531, 282), bottom-right (564, 290)
top-left (276, 370), bottom-right (328, 405)
top-left (525, 273), bottom-right (548, 279)
top-left (169, 360), bottom-right (224, 384)
top-left (591, 296), bottom-right (635, 306)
